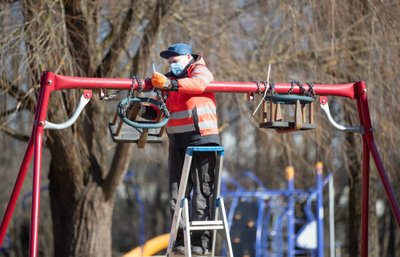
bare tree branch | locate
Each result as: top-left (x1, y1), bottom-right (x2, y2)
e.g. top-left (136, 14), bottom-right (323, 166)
top-left (0, 76), bottom-right (37, 110)
top-left (95, 0), bottom-right (137, 77)
top-left (1, 126), bottom-right (30, 142)
top-left (103, 0), bottom-right (176, 199)
top-left (63, 0), bottom-right (92, 74)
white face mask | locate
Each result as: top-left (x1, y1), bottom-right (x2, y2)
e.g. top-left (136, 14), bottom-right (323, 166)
top-left (170, 61), bottom-right (184, 76)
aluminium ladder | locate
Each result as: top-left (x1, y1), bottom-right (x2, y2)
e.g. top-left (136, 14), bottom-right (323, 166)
top-left (166, 146), bottom-right (234, 257)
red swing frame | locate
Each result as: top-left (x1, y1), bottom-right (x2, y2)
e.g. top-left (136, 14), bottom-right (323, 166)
top-left (0, 71), bottom-right (399, 257)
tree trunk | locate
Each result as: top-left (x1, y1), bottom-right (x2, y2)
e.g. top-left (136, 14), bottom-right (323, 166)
top-left (46, 94), bottom-right (134, 257)
top-left (49, 175), bottom-right (114, 257)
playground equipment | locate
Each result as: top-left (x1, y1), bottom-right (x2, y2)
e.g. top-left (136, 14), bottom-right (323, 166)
top-left (108, 76), bottom-right (169, 147)
top-left (221, 165), bottom-right (333, 257)
top-left (0, 234), bottom-right (11, 254)
top-left (120, 165), bottom-right (333, 257)
top-left (259, 81), bottom-right (317, 132)
top-left (123, 234), bottom-right (170, 257)
top-left (0, 71), bottom-right (399, 257)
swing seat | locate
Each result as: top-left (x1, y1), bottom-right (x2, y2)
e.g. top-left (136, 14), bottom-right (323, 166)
top-left (259, 94), bottom-right (316, 132)
top-left (109, 97), bottom-right (169, 147)
top-left (259, 121), bottom-right (317, 130)
top-left (108, 121), bottom-right (165, 143)
top-left (264, 94), bottom-right (314, 105)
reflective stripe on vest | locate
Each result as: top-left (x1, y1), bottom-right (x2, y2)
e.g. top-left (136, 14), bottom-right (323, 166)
top-left (167, 106), bottom-right (218, 134)
top-left (169, 106), bottom-right (217, 120)
top-left (166, 120), bottom-right (219, 134)
top-left (167, 123), bottom-right (196, 134)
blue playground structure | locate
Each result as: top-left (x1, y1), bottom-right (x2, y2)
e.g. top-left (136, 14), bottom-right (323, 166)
top-left (123, 170), bottom-right (146, 249)
top-left (221, 164), bottom-right (334, 257)
top-left (0, 233), bottom-right (11, 254)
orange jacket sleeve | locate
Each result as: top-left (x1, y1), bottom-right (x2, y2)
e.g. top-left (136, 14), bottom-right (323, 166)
top-left (177, 65), bottom-right (214, 94)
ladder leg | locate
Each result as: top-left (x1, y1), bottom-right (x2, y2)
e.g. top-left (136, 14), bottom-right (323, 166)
top-left (166, 206), bottom-right (183, 257)
top-left (210, 220), bottom-right (218, 257)
top-left (166, 153), bottom-right (193, 256)
top-left (213, 154), bottom-right (224, 206)
top-left (183, 199), bottom-right (192, 257)
top-left (210, 212), bottom-right (219, 257)
top-left (211, 154), bottom-right (223, 257)
top-left (219, 198), bottom-right (234, 257)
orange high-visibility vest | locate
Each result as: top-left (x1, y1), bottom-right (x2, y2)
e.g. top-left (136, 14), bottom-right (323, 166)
top-left (166, 55), bottom-right (218, 136)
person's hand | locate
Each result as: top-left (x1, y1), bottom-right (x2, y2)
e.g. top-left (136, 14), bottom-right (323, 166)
top-left (151, 72), bottom-right (169, 90)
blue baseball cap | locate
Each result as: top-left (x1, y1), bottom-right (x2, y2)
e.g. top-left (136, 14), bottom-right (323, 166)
top-left (160, 43), bottom-right (192, 59)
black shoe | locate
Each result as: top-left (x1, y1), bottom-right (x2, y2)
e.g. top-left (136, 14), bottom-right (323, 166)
top-left (173, 245), bottom-right (185, 255)
top-left (191, 245), bottom-right (208, 255)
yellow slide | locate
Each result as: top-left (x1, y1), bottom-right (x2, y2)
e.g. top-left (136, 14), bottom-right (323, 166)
top-left (122, 233), bottom-right (169, 257)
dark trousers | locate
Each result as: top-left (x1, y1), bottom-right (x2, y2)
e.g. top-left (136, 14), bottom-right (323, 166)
top-left (168, 144), bottom-right (217, 249)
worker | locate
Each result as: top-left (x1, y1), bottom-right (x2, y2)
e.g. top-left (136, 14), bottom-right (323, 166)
top-left (151, 43), bottom-right (220, 255)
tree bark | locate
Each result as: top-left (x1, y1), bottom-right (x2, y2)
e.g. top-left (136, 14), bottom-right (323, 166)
top-left (49, 170), bottom-right (114, 257)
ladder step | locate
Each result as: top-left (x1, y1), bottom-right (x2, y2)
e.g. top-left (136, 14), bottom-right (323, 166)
top-left (171, 255), bottom-right (225, 257)
top-left (190, 220), bottom-right (223, 226)
top-left (188, 225), bottom-right (225, 231)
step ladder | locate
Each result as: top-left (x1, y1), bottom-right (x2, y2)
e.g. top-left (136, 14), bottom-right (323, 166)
top-left (166, 146), bottom-right (234, 257)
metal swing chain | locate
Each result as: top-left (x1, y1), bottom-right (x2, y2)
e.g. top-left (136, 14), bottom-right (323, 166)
top-left (155, 89), bottom-right (169, 118)
top-left (125, 75), bottom-right (169, 119)
top-left (306, 82), bottom-right (315, 97)
top-left (293, 81), bottom-right (307, 96)
top-left (100, 75), bottom-right (142, 101)
top-left (288, 81), bottom-right (295, 94)
top-left (252, 80), bottom-right (274, 116)
top-left (121, 75), bottom-right (142, 116)
top-left (101, 74), bottom-right (142, 101)
top-left (130, 75), bottom-right (142, 98)
top-left (254, 81), bottom-right (263, 95)
top-left (288, 80), bottom-right (315, 98)
top-left (266, 81), bottom-right (276, 96)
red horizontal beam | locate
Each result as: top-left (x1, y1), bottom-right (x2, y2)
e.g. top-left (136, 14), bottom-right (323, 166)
top-left (48, 72), bottom-right (357, 99)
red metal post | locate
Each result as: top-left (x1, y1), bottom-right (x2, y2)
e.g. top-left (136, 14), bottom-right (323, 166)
top-left (356, 81), bottom-right (400, 226)
top-left (0, 72), bottom-right (52, 248)
top-left (28, 72), bottom-right (54, 257)
top-left (0, 136), bottom-right (34, 246)
top-left (29, 130), bottom-right (43, 257)
top-left (356, 93), bottom-right (370, 257)
top-left (360, 138), bottom-right (370, 257)
top-left (367, 138), bottom-right (400, 225)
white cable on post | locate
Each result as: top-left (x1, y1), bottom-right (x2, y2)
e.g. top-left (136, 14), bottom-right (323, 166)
top-left (253, 64), bottom-right (271, 116)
